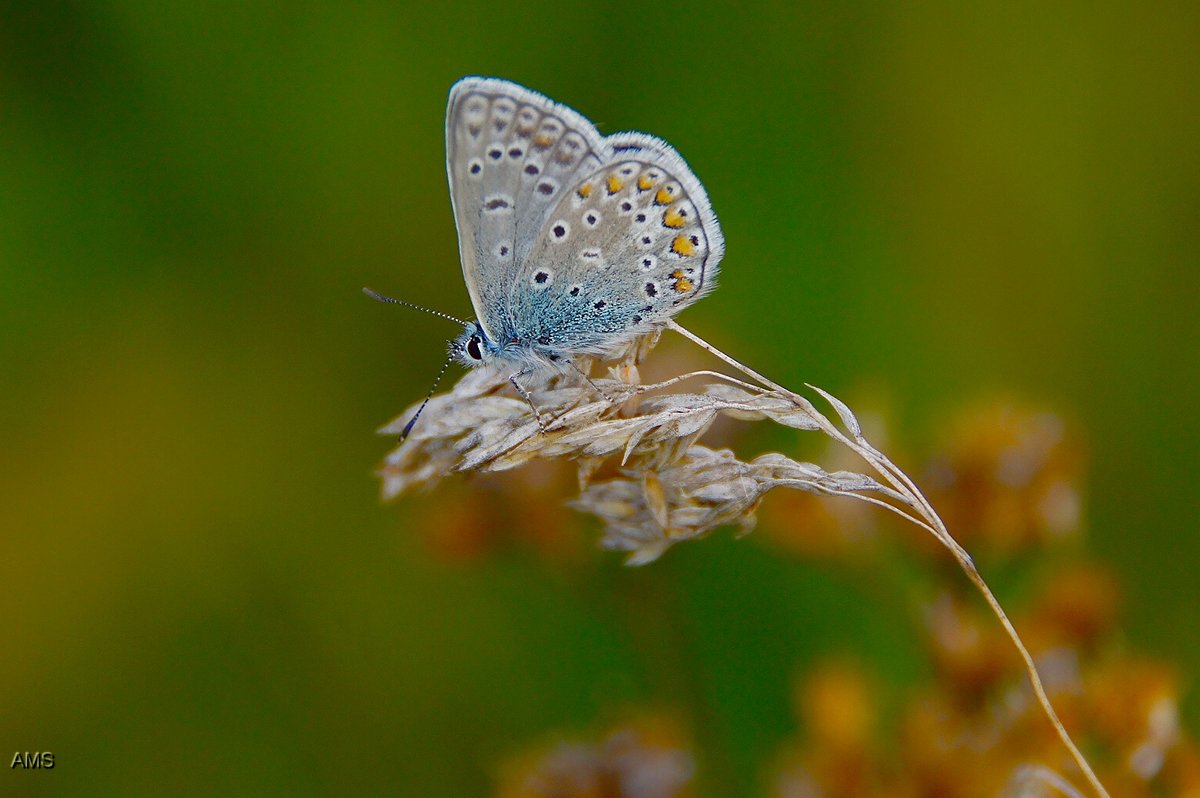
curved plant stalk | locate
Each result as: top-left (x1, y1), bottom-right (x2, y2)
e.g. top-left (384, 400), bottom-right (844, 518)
top-left (377, 317), bottom-right (1110, 797)
top-left (666, 320), bottom-right (1110, 798)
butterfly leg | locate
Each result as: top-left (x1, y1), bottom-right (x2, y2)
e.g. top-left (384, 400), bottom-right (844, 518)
top-left (509, 369), bottom-right (549, 434)
top-left (563, 359), bottom-right (612, 402)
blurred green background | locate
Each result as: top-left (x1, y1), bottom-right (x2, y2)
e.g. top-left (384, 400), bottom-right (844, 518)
top-left (2, 2), bottom-right (1197, 795)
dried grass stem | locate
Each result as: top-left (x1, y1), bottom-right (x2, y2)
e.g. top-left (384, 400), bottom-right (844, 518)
top-left (664, 320), bottom-right (1109, 798)
top-left (379, 319), bottom-right (1109, 798)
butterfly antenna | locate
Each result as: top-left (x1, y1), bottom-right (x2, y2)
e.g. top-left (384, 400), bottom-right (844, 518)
top-left (362, 287), bottom-right (468, 327)
top-left (398, 349), bottom-right (457, 442)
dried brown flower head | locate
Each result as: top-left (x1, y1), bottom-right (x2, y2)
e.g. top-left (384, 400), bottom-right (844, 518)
top-left (925, 402), bottom-right (1084, 556)
top-left (768, 554), bottom-right (1199, 798)
top-left (495, 717), bottom-right (694, 798)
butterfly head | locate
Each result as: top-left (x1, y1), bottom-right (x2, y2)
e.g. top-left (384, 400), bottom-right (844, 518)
top-left (451, 322), bottom-right (498, 368)
top-left (451, 320), bottom-right (564, 371)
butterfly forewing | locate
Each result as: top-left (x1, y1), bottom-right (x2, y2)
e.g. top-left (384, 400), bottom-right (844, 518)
top-left (446, 78), bottom-right (606, 342)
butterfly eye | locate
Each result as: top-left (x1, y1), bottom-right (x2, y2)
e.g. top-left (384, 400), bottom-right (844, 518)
top-left (466, 336), bottom-right (483, 361)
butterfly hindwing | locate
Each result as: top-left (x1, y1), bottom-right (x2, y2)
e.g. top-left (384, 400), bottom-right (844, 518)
top-left (511, 134), bottom-right (724, 356)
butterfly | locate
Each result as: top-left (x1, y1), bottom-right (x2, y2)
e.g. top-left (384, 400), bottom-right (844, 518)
top-left (369, 77), bottom-right (724, 437)
top-left (444, 76), bottom-right (723, 365)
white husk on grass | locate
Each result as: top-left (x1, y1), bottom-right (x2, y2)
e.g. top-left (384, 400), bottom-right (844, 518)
top-left (377, 321), bottom-right (1109, 798)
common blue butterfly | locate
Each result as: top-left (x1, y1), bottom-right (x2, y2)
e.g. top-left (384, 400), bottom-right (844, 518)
top-left (370, 77), bottom-right (724, 436)
top-left (444, 76), bottom-right (723, 370)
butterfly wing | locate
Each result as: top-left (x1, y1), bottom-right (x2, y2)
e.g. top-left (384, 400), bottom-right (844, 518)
top-left (509, 133), bottom-right (724, 356)
top-left (445, 77), bottom-right (608, 343)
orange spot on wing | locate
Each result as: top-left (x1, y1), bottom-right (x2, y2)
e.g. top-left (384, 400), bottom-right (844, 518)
top-left (655, 187), bottom-right (674, 205)
top-left (671, 236), bottom-right (696, 257)
top-left (663, 207), bottom-right (686, 228)
top-left (606, 175), bottom-right (624, 194)
top-left (670, 269), bottom-right (694, 293)
top-left (577, 183), bottom-right (592, 199)
top-left (638, 174), bottom-right (657, 190)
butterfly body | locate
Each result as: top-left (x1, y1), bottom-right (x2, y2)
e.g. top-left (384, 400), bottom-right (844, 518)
top-left (445, 77), bottom-right (723, 372)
